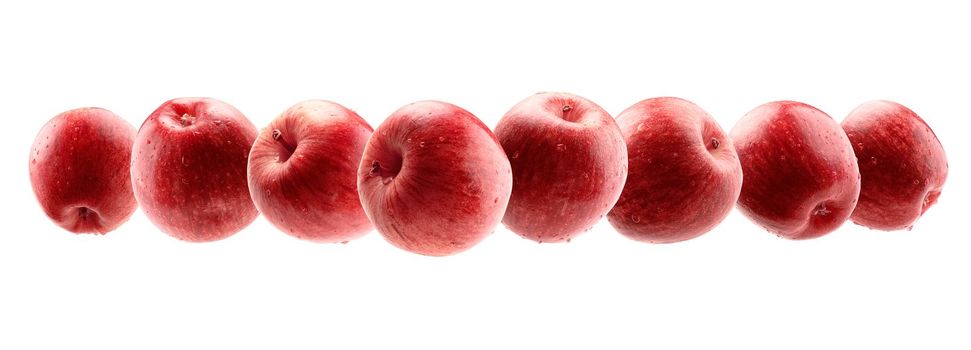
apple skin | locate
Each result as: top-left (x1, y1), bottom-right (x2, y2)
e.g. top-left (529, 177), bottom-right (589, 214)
top-left (29, 108), bottom-right (137, 234)
top-left (131, 97), bottom-right (258, 242)
top-left (730, 101), bottom-right (861, 239)
top-left (357, 101), bottom-right (512, 256)
top-left (841, 100), bottom-right (947, 231)
top-left (494, 92), bottom-right (627, 243)
top-left (247, 100), bottom-right (373, 243)
top-left (607, 97), bottom-right (742, 243)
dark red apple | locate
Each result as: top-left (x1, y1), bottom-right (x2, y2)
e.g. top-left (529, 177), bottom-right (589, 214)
top-left (29, 108), bottom-right (137, 234)
top-left (494, 92), bottom-right (627, 243)
top-left (248, 100), bottom-right (373, 243)
top-left (132, 97), bottom-right (258, 242)
top-left (841, 100), bottom-right (947, 231)
top-left (730, 101), bottom-right (860, 239)
top-left (607, 97), bottom-right (742, 243)
top-left (357, 101), bottom-right (512, 256)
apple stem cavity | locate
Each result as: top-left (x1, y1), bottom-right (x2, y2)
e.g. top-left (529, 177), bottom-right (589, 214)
top-left (271, 129), bottom-right (297, 162)
top-left (369, 159), bottom-right (401, 183)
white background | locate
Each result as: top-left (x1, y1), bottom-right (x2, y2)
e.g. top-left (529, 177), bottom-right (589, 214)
top-left (1, 1), bottom-right (968, 349)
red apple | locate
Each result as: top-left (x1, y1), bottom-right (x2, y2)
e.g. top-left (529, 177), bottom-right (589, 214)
top-left (132, 97), bottom-right (258, 242)
top-left (841, 100), bottom-right (947, 231)
top-left (607, 97), bottom-right (742, 243)
top-left (357, 101), bottom-right (512, 256)
top-left (29, 108), bottom-right (137, 234)
top-left (248, 100), bottom-right (373, 243)
top-left (494, 92), bottom-right (627, 243)
top-left (730, 101), bottom-right (860, 239)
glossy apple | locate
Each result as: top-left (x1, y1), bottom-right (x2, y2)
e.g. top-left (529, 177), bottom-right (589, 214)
top-left (841, 100), bottom-right (947, 231)
top-left (29, 108), bottom-right (137, 234)
top-left (132, 97), bottom-right (258, 242)
top-left (607, 97), bottom-right (742, 243)
top-left (248, 100), bottom-right (373, 243)
top-left (730, 101), bottom-right (860, 239)
top-left (357, 101), bottom-right (512, 256)
top-left (494, 92), bottom-right (626, 243)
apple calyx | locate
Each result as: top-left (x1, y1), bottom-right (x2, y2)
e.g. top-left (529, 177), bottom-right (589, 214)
top-left (812, 202), bottom-right (832, 216)
top-left (180, 113), bottom-right (196, 126)
top-left (710, 138), bottom-right (720, 149)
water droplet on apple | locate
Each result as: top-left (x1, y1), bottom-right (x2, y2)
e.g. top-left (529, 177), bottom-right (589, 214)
top-left (439, 137), bottom-right (445, 141)
top-left (631, 215), bottom-right (641, 223)
top-left (869, 156), bottom-right (878, 165)
top-left (913, 179), bottom-right (920, 185)
top-left (779, 155), bottom-right (786, 161)
top-left (556, 144), bottom-right (566, 151)
top-left (419, 142), bottom-right (426, 147)
top-left (265, 189), bottom-right (271, 196)
top-left (511, 152), bottom-right (520, 159)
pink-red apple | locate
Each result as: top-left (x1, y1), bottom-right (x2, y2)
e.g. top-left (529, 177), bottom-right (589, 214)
top-left (29, 108), bottom-right (137, 234)
top-left (730, 101), bottom-right (860, 239)
top-left (248, 100), bottom-right (373, 243)
top-left (357, 101), bottom-right (512, 256)
top-left (607, 97), bottom-right (742, 243)
top-left (132, 97), bottom-right (258, 242)
top-left (841, 100), bottom-right (947, 231)
top-left (494, 92), bottom-right (626, 243)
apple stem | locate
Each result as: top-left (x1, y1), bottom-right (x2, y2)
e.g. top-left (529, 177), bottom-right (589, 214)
top-left (562, 105), bottom-right (572, 113)
top-left (271, 129), bottom-right (297, 153)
